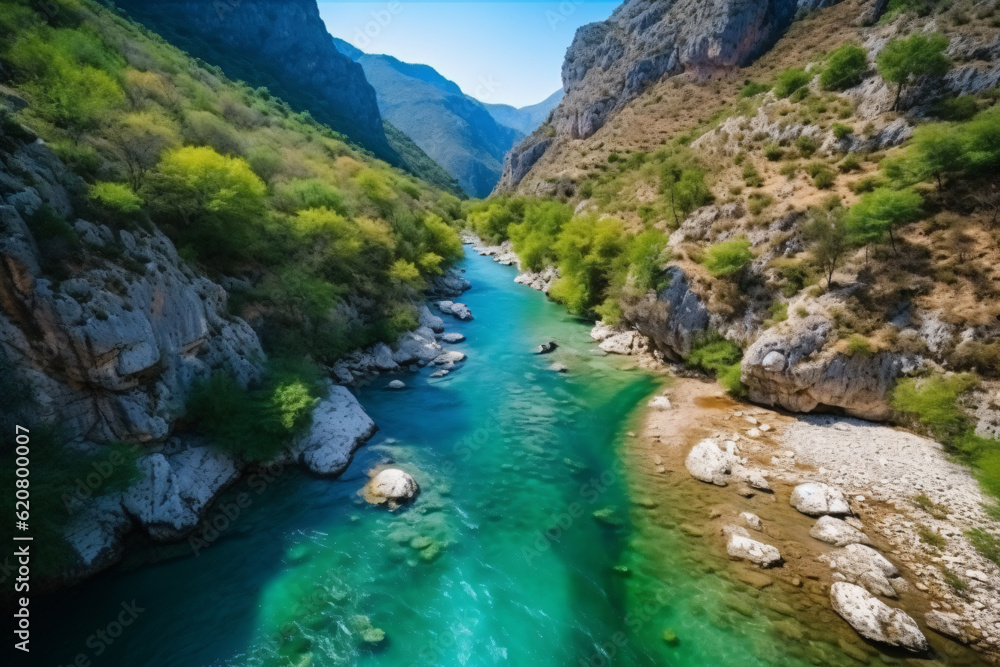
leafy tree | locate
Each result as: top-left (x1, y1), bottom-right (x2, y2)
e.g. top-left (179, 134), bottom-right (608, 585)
top-left (876, 33), bottom-right (950, 110)
top-left (702, 237), bottom-right (754, 277)
top-left (659, 160), bottom-right (712, 225)
top-left (964, 107), bottom-right (1000, 171)
top-left (106, 112), bottom-right (180, 190)
top-left (847, 187), bottom-right (923, 252)
top-left (821, 45), bottom-right (869, 91)
top-left (911, 123), bottom-right (964, 190)
top-left (804, 205), bottom-right (849, 288)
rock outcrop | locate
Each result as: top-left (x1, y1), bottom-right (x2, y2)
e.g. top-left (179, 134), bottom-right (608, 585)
top-left (496, 0), bottom-right (843, 190)
top-left (830, 582), bottom-right (929, 653)
top-left (742, 316), bottom-right (902, 420)
top-left (623, 267), bottom-right (710, 361)
top-left (0, 142), bottom-right (263, 445)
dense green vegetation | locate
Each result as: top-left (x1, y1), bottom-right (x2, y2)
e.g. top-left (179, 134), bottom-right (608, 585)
top-left (0, 0), bottom-right (464, 464)
top-left (820, 45), bottom-right (869, 91)
top-left (467, 198), bottom-right (670, 322)
top-left (686, 335), bottom-right (746, 396)
top-left (876, 33), bottom-right (951, 109)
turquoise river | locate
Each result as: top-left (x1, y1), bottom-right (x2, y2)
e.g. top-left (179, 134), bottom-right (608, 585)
top-left (35, 249), bottom-right (977, 667)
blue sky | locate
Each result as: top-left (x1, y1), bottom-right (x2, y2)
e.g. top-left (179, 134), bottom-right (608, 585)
top-left (318, 1), bottom-right (620, 108)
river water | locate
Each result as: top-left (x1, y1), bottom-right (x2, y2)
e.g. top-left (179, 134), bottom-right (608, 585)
top-left (36, 249), bottom-right (978, 667)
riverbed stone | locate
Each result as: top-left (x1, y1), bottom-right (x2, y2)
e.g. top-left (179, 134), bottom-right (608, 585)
top-left (740, 512), bottom-right (763, 531)
top-left (830, 582), bottom-right (929, 653)
top-left (549, 363), bottom-right (568, 373)
top-left (824, 543), bottom-right (900, 598)
top-left (439, 332), bottom-right (466, 343)
top-left (790, 482), bottom-right (851, 516)
top-left (437, 301), bottom-right (473, 321)
top-left (685, 438), bottom-right (736, 486)
top-left (364, 468), bottom-right (420, 509)
top-left (536, 340), bottom-right (558, 354)
top-left (386, 380), bottom-right (406, 390)
top-left (924, 610), bottom-right (970, 643)
top-left (726, 531), bottom-right (782, 568)
top-left (810, 515), bottom-right (872, 547)
top-left (647, 396), bottom-right (672, 411)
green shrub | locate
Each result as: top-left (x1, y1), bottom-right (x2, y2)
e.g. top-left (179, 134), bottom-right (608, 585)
top-left (846, 334), bottom-right (875, 357)
top-left (747, 192), bottom-right (774, 215)
top-left (768, 302), bottom-right (789, 325)
top-left (764, 142), bottom-right (784, 161)
top-left (702, 236), bottom-right (754, 277)
top-left (838, 153), bottom-right (862, 173)
top-left (89, 181), bottom-right (143, 215)
top-left (821, 45), bottom-right (869, 91)
top-left (832, 123), bottom-right (853, 140)
top-left (796, 135), bottom-right (819, 157)
top-left (847, 187), bottom-right (923, 248)
top-left (687, 334), bottom-right (746, 396)
top-left (891, 373), bottom-right (979, 442)
top-left (774, 68), bottom-right (813, 98)
top-left (805, 162), bottom-right (836, 189)
top-left (188, 364), bottom-right (320, 462)
top-left (742, 164), bottom-right (764, 187)
top-left (966, 529), bottom-right (1000, 567)
top-left (930, 95), bottom-right (979, 121)
top-left (741, 81), bottom-right (771, 97)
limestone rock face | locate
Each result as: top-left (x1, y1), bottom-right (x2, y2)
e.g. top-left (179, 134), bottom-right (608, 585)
top-left (122, 446), bottom-right (240, 541)
top-left (810, 515), bottom-right (872, 547)
top-left (514, 265), bottom-right (559, 294)
top-left (742, 316), bottom-right (902, 420)
top-left (286, 385), bottom-right (377, 476)
top-left (427, 269), bottom-right (472, 298)
top-left (0, 142), bottom-right (263, 444)
top-left (364, 468), bottom-right (420, 508)
top-left (790, 482), bottom-right (851, 516)
top-left (624, 267), bottom-right (710, 361)
top-left (830, 582), bottom-right (929, 653)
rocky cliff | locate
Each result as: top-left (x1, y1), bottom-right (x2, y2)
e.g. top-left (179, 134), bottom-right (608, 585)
top-left (116, 0), bottom-right (396, 163)
top-left (496, 0), bottom-right (843, 192)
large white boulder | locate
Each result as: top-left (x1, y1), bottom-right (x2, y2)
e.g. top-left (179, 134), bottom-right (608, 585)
top-left (825, 543), bottom-right (900, 598)
top-left (810, 515), bottom-right (872, 547)
top-left (289, 385), bottom-right (377, 476)
top-left (433, 350), bottom-right (467, 366)
top-left (790, 482), bottom-right (851, 516)
top-left (685, 438), bottom-right (736, 486)
top-left (122, 446), bottom-right (239, 541)
top-left (393, 327), bottom-right (442, 365)
top-left (364, 468), bottom-right (419, 508)
top-left (830, 582), bottom-right (929, 653)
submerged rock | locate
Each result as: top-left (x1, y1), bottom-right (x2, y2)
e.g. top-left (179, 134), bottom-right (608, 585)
top-left (439, 332), bottom-right (466, 344)
top-left (386, 380), bottom-right (406, 390)
top-left (364, 468), bottom-right (420, 509)
top-left (433, 350), bottom-right (467, 366)
top-left (830, 582), bottom-right (928, 653)
top-left (549, 363), bottom-right (568, 373)
top-left (535, 340), bottom-right (558, 354)
top-left (810, 515), bottom-right (872, 547)
top-left (790, 482), bottom-right (851, 516)
top-left (725, 526), bottom-right (782, 568)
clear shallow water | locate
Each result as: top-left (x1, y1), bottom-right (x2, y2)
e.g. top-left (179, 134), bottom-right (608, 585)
top-left (35, 249), bottom-right (979, 667)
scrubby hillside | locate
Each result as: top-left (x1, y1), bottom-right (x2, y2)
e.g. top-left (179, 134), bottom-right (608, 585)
top-left (476, 0), bottom-right (1000, 503)
top-left (0, 0), bottom-right (463, 580)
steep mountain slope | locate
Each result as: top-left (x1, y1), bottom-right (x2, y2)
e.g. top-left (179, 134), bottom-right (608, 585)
top-left (483, 89), bottom-right (564, 136)
top-left (496, 0), bottom-right (844, 192)
top-left (114, 0), bottom-right (393, 161)
top-left (0, 0), bottom-right (464, 581)
top-left (334, 39), bottom-right (524, 197)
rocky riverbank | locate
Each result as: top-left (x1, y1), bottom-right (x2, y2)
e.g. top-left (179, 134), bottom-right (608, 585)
top-left (635, 377), bottom-right (1000, 661)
